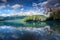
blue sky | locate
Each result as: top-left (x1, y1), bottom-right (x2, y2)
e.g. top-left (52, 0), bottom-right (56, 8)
top-left (0, 0), bottom-right (60, 16)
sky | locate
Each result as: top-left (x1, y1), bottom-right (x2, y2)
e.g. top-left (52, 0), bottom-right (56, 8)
top-left (0, 0), bottom-right (60, 16)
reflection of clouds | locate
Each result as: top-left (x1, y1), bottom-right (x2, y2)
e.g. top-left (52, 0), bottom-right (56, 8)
top-left (11, 35), bottom-right (20, 39)
top-left (0, 34), bottom-right (5, 39)
top-left (0, 26), bottom-right (13, 30)
top-left (44, 26), bottom-right (50, 31)
top-left (0, 26), bottom-right (60, 40)
top-left (0, 26), bottom-right (50, 32)
top-left (0, 26), bottom-right (50, 37)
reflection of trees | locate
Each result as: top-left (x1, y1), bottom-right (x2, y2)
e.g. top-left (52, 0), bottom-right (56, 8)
top-left (45, 7), bottom-right (60, 34)
top-left (46, 21), bottom-right (60, 33)
top-left (23, 22), bottom-right (48, 27)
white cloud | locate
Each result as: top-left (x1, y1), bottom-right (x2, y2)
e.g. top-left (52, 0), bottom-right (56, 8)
top-left (12, 4), bottom-right (23, 9)
top-left (38, 3), bottom-right (41, 6)
top-left (0, 4), bottom-right (11, 9)
top-left (32, 3), bottom-right (45, 15)
top-left (2, 0), bottom-right (7, 2)
top-left (0, 5), bottom-right (6, 9)
top-left (41, 0), bottom-right (60, 8)
top-left (33, 3), bottom-right (38, 7)
top-left (41, 1), bottom-right (48, 7)
top-left (1, 14), bottom-right (7, 17)
top-left (0, 4), bottom-right (23, 9)
top-left (17, 10), bottom-right (44, 16)
top-left (7, 4), bottom-right (11, 7)
top-left (58, 7), bottom-right (60, 9)
top-left (54, 3), bottom-right (60, 7)
top-left (20, 8), bottom-right (24, 11)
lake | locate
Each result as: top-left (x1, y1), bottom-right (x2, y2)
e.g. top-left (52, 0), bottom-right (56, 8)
top-left (0, 21), bottom-right (60, 40)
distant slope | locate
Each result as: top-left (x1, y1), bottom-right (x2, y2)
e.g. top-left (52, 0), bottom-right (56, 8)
top-left (4, 16), bottom-right (26, 20)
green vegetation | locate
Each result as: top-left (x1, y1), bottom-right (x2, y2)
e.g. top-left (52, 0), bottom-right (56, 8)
top-left (50, 10), bottom-right (60, 20)
top-left (23, 15), bottom-right (47, 22)
top-left (46, 8), bottom-right (60, 21)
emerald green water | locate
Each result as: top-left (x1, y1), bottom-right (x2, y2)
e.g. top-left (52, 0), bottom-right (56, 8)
top-left (0, 21), bottom-right (60, 33)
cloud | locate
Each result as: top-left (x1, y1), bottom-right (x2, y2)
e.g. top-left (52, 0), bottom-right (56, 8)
top-left (12, 4), bottom-right (23, 9)
top-left (0, 0), bottom-right (7, 4)
top-left (0, 0), bottom-right (5, 3)
top-left (2, 0), bottom-right (7, 2)
top-left (0, 5), bottom-right (6, 9)
top-left (20, 8), bottom-right (24, 11)
top-left (40, 1), bottom-right (48, 7)
top-left (32, 3), bottom-right (45, 15)
top-left (33, 3), bottom-right (38, 7)
top-left (1, 13), bottom-right (14, 17)
top-left (54, 3), bottom-right (60, 7)
top-left (6, 4), bottom-right (11, 7)
top-left (0, 4), bottom-right (23, 9)
top-left (41, 0), bottom-right (60, 8)
top-left (0, 0), bottom-right (7, 9)
top-left (0, 4), bottom-right (12, 9)
top-left (1, 14), bottom-right (8, 17)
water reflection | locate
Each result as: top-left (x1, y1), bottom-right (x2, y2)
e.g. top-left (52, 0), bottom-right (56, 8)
top-left (24, 22), bottom-right (48, 27)
top-left (0, 26), bottom-right (60, 40)
top-left (0, 21), bottom-right (48, 27)
top-left (0, 21), bottom-right (60, 40)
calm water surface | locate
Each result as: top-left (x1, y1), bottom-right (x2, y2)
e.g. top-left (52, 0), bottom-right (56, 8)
top-left (0, 21), bottom-right (60, 40)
